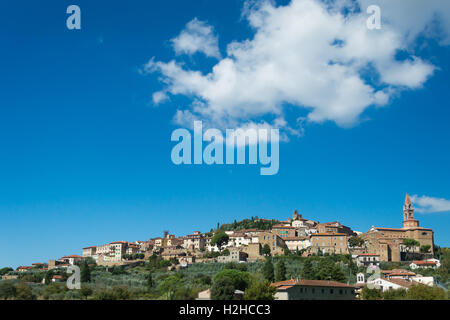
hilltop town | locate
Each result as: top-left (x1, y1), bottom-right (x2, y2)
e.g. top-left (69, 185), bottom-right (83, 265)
top-left (1, 193), bottom-right (448, 300)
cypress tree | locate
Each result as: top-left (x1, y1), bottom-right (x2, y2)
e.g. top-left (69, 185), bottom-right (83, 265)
top-left (262, 257), bottom-right (275, 282)
top-left (275, 260), bottom-right (287, 281)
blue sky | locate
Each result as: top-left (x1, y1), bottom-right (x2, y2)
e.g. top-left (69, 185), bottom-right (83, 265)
top-left (1, 0), bottom-right (449, 268)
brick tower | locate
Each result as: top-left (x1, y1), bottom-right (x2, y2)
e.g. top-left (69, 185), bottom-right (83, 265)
top-left (403, 193), bottom-right (419, 228)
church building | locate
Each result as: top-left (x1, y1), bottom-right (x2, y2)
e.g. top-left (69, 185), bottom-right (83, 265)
top-left (360, 193), bottom-right (434, 262)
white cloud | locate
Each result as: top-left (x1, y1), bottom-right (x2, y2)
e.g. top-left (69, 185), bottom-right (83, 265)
top-left (171, 18), bottom-right (221, 59)
top-left (143, 0), bottom-right (450, 136)
top-left (152, 91), bottom-right (169, 105)
top-left (411, 194), bottom-right (450, 214)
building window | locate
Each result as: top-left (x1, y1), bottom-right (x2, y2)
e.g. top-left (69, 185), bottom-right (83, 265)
top-left (330, 289), bottom-right (334, 294)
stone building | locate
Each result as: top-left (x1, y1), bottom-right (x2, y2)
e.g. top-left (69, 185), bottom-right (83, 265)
top-left (272, 224), bottom-right (297, 238)
top-left (360, 193), bottom-right (434, 262)
top-left (316, 221), bottom-right (355, 236)
top-left (310, 233), bottom-right (349, 254)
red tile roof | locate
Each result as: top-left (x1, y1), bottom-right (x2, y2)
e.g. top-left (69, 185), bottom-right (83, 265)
top-left (61, 255), bottom-right (82, 259)
top-left (412, 260), bottom-right (437, 265)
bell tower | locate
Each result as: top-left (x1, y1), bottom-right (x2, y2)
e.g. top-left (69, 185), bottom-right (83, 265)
top-left (403, 193), bottom-right (419, 228)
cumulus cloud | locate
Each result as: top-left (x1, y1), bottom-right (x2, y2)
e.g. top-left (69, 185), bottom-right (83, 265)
top-left (411, 194), bottom-right (450, 214)
top-left (143, 0), bottom-right (450, 136)
top-left (171, 18), bottom-right (221, 59)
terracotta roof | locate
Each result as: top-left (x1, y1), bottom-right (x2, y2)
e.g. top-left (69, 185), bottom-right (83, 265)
top-left (381, 269), bottom-right (416, 276)
top-left (17, 266), bottom-right (32, 270)
top-left (83, 246), bottom-right (97, 249)
top-left (110, 241), bottom-right (128, 244)
top-left (52, 275), bottom-right (62, 279)
top-left (412, 260), bottom-right (437, 265)
top-left (374, 226), bottom-right (432, 231)
top-left (271, 279), bottom-right (355, 289)
top-left (373, 227), bottom-right (405, 231)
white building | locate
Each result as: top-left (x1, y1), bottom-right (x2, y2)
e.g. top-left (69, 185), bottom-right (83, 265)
top-left (368, 277), bottom-right (417, 292)
top-left (284, 237), bottom-right (310, 252)
top-left (410, 259), bottom-right (440, 270)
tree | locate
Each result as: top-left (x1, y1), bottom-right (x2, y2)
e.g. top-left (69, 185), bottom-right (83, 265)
top-left (360, 286), bottom-right (382, 300)
top-left (331, 264), bottom-right (346, 283)
top-left (211, 231), bottom-right (230, 251)
top-left (402, 238), bottom-right (420, 260)
top-left (382, 288), bottom-right (407, 300)
top-left (243, 278), bottom-right (277, 300)
top-left (93, 286), bottom-right (132, 300)
top-left (0, 267), bottom-right (13, 276)
top-left (44, 270), bottom-right (54, 285)
top-left (211, 276), bottom-right (235, 300)
top-left (0, 281), bottom-right (16, 300)
top-left (420, 244), bottom-right (431, 257)
top-left (147, 270), bottom-right (154, 290)
top-left (262, 244), bottom-right (271, 256)
top-left (159, 260), bottom-right (172, 268)
top-left (213, 269), bottom-right (250, 291)
top-left (348, 236), bottom-right (364, 248)
top-left (14, 282), bottom-right (33, 300)
top-left (301, 259), bottom-right (315, 280)
top-left (158, 275), bottom-right (184, 300)
top-left (316, 258), bottom-right (334, 280)
top-left (80, 285), bottom-right (93, 300)
top-left (80, 260), bottom-right (91, 283)
top-left (111, 286), bottom-right (132, 300)
top-left (148, 253), bottom-right (162, 269)
top-left (42, 283), bottom-right (67, 300)
top-left (275, 260), bottom-right (287, 282)
top-left (262, 257), bottom-right (275, 282)
top-left (405, 284), bottom-right (447, 300)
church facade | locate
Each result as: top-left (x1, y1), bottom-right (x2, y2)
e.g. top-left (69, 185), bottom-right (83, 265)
top-left (360, 194), bottom-right (434, 262)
